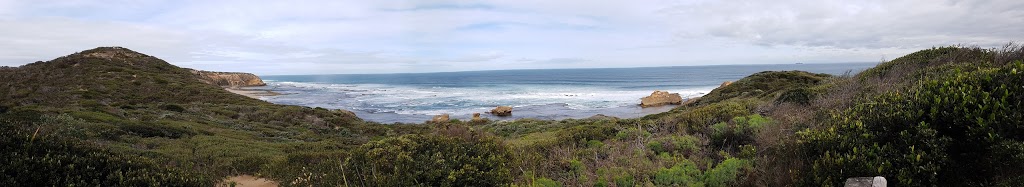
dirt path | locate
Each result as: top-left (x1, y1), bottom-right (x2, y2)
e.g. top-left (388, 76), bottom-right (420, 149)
top-left (218, 175), bottom-right (278, 187)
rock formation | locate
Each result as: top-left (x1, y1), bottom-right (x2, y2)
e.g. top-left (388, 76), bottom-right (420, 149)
top-left (640, 90), bottom-right (683, 107)
top-left (471, 113), bottom-right (483, 122)
top-left (721, 81), bottom-right (732, 87)
top-left (845, 176), bottom-right (886, 187)
top-left (430, 114), bottom-right (450, 123)
top-left (490, 106), bottom-right (513, 116)
top-left (190, 69), bottom-right (266, 88)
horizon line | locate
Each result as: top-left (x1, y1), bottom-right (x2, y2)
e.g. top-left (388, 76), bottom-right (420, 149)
top-left (259, 61), bottom-right (878, 76)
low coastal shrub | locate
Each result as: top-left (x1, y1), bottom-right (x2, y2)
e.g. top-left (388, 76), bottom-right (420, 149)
top-left (652, 157), bottom-right (751, 187)
top-left (654, 159), bottom-right (704, 186)
top-left (703, 157), bottom-right (752, 187)
top-left (343, 133), bottom-right (513, 186)
top-left (711, 114), bottom-right (771, 147)
top-left (160, 104), bottom-right (186, 112)
top-left (556, 124), bottom-right (617, 145)
top-left (647, 135), bottom-right (701, 155)
top-left (0, 115), bottom-right (213, 186)
top-left (775, 87), bottom-right (816, 105)
top-left (532, 177), bottom-right (562, 187)
top-left (798, 61), bottom-right (1024, 186)
top-left (666, 100), bottom-right (754, 133)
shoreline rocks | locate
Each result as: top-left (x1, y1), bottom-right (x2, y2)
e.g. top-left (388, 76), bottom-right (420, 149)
top-left (490, 106), bottom-right (513, 116)
top-left (430, 114), bottom-right (450, 123)
top-left (640, 90), bottom-right (683, 107)
top-left (471, 113), bottom-right (483, 121)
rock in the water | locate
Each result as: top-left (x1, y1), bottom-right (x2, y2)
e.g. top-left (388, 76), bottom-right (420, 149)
top-left (472, 113), bottom-right (482, 121)
top-left (721, 81), bottom-right (732, 87)
top-left (430, 114), bottom-right (450, 123)
top-left (490, 106), bottom-right (513, 116)
top-left (640, 90), bottom-right (683, 107)
top-left (190, 69), bottom-right (267, 87)
top-left (844, 176), bottom-right (886, 187)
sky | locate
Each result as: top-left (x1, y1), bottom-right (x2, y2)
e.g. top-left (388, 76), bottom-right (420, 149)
top-left (0, 0), bottom-right (1021, 75)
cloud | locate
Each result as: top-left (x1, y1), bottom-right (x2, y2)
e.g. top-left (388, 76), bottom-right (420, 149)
top-left (0, 17), bottom-right (191, 63)
top-left (667, 0), bottom-right (1024, 49)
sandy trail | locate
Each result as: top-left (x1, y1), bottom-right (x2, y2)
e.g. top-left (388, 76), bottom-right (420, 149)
top-left (218, 175), bottom-right (278, 187)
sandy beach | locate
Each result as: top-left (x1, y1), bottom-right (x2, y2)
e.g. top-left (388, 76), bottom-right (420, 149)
top-left (226, 88), bottom-right (282, 99)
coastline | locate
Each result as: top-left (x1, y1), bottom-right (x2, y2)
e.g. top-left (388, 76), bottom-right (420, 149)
top-left (344, 99), bottom-right (693, 124)
top-left (225, 87), bottom-right (282, 99)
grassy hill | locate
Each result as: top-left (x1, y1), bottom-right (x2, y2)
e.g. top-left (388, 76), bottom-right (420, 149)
top-left (0, 47), bottom-right (425, 186)
top-left (2, 45), bottom-right (1023, 186)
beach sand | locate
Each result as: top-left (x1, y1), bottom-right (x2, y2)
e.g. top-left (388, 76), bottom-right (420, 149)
top-left (226, 88), bottom-right (282, 99)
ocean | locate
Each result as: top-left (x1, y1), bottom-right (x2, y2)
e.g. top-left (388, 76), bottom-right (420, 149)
top-left (258, 63), bottom-right (877, 123)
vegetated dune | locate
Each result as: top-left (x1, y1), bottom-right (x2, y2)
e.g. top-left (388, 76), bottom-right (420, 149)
top-left (2, 44), bottom-right (1022, 186)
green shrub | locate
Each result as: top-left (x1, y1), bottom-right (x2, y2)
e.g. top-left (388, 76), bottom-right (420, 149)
top-left (775, 87), bottom-right (815, 105)
top-left (799, 61), bottom-right (1024, 186)
top-left (648, 135), bottom-right (701, 155)
top-left (615, 127), bottom-right (651, 140)
top-left (344, 134), bottom-right (513, 186)
top-left (703, 158), bottom-right (751, 187)
top-left (614, 174), bottom-right (635, 187)
top-left (654, 159), bottom-right (705, 186)
top-left (160, 104), bottom-right (186, 112)
top-left (264, 150), bottom-right (349, 187)
top-left (0, 119), bottom-right (213, 186)
top-left (586, 139), bottom-right (605, 148)
top-left (533, 177), bottom-right (562, 187)
top-left (663, 100), bottom-right (754, 132)
top-left (120, 122), bottom-right (196, 138)
top-left (710, 114), bottom-right (771, 146)
top-left (569, 159), bottom-right (586, 173)
top-left (557, 124), bottom-right (617, 145)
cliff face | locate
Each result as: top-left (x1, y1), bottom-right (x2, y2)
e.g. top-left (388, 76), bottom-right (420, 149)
top-left (189, 69), bottom-right (267, 87)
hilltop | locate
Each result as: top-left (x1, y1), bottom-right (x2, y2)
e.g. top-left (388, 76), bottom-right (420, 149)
top-left (2, 45), bottom-right (1024, 186)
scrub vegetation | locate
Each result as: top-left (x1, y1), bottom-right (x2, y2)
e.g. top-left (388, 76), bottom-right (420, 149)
top-left (2, 44), bottom-right (1023, 186)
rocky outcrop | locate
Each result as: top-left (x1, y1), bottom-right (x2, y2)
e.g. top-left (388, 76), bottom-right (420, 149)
top-left (190, 69), bottom-right (266, 88)
top-left (640, 91), bottom-right (683, 107)
top-left (471, 113), bottom-right (483, 122)
top-left (430, 114), bottom-right (450, 123)
top-left (845, 176), bottom-right (886, 187)
top-left (721, 81), bottom-right (732, 87)
top-left (490, 106), bottom-right (513, 116)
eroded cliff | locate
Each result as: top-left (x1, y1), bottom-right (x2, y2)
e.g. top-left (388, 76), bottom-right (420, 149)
top-left (189, 69), bottom-right (266, 87)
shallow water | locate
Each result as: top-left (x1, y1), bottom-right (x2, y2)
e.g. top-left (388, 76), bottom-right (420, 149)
top-left (256, 63), bottom-right (876, 123)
